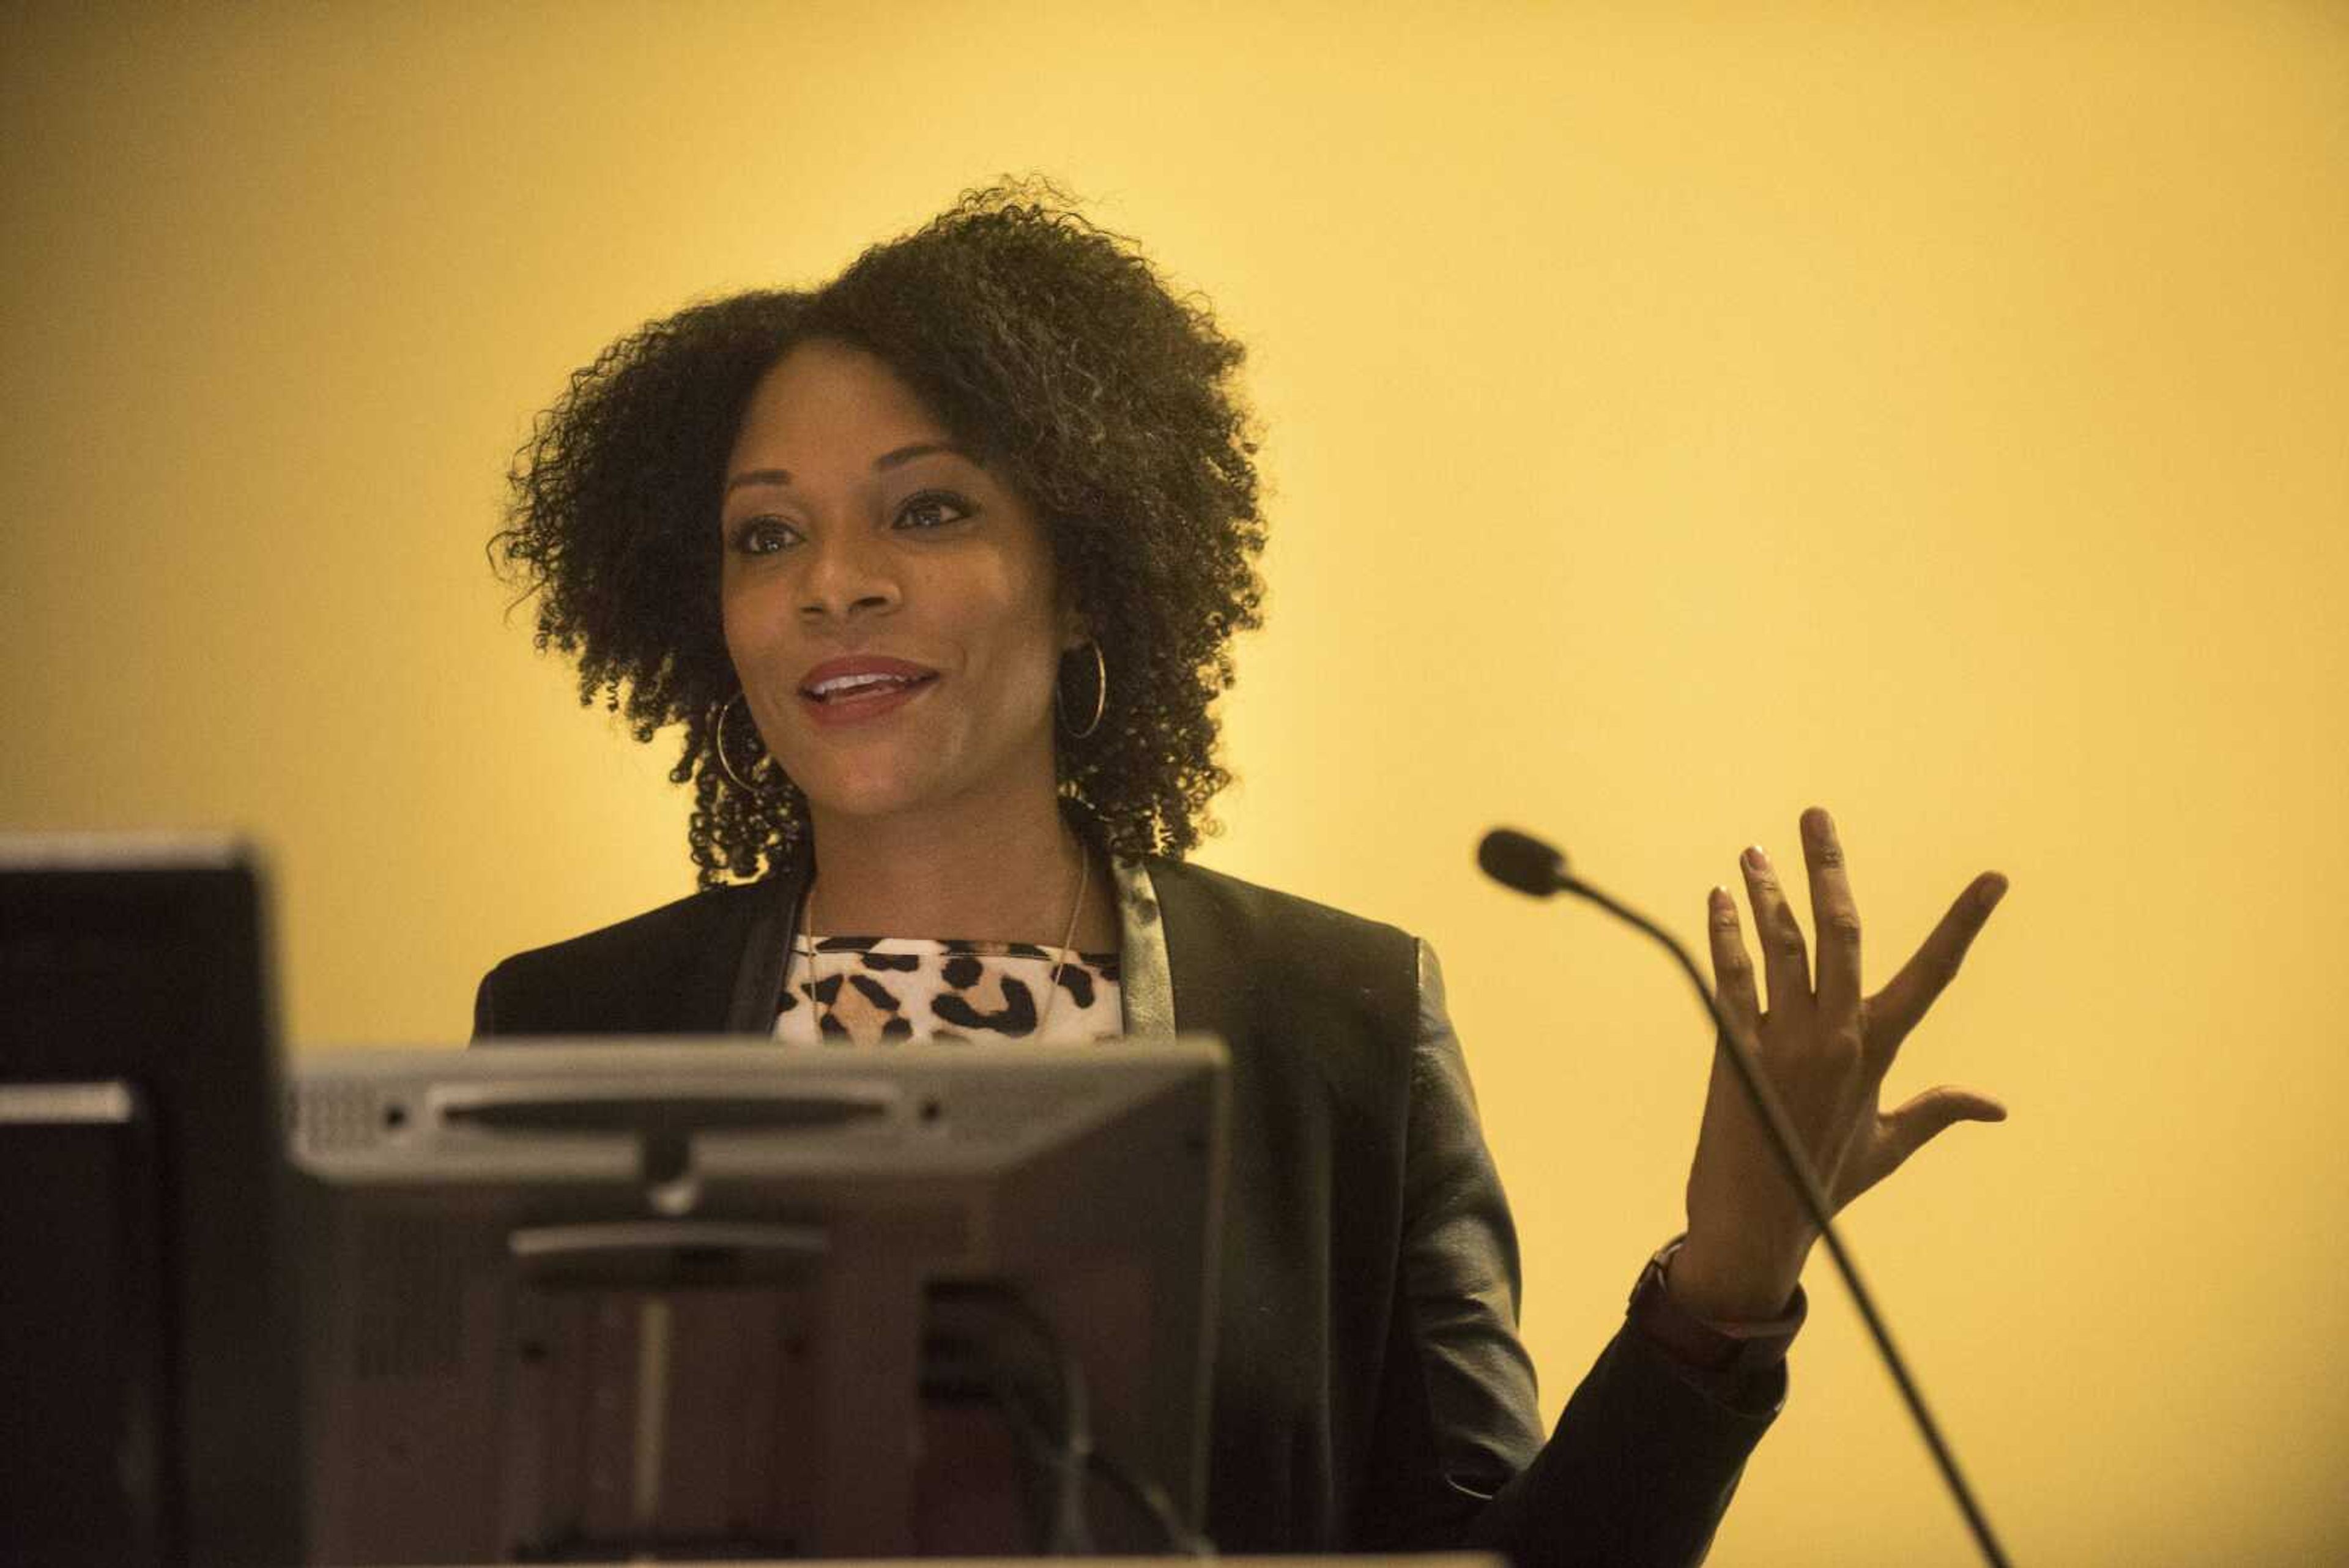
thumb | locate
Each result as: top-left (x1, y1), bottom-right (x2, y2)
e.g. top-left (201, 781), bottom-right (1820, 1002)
top-left (1882, 1084), bottom-right (2008, 1172)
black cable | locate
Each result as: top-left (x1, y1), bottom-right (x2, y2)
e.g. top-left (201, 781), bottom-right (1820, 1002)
top-left (1083, 1450), bottom-right (1212, 1556)
top-left (922, 1283), bottom-right (1094, 1554)
top-left (1479, 829), bottom-right (2013, 1568)
top-left (922, 1280), bottom-right (1212, 1555)
top-left (968, 1395), bottom-right (1204, 1556)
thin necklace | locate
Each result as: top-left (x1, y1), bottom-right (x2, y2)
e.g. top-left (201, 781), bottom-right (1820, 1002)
top-left (801, 838), bottom-right (1091, 1041)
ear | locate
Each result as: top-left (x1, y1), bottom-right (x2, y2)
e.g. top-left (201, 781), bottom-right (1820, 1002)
top-left (1058, 603), bottom-right (1092, 653)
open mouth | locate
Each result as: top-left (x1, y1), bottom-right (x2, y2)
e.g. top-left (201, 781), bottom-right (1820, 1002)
top-left (798, 670), bottom-right (939, 705)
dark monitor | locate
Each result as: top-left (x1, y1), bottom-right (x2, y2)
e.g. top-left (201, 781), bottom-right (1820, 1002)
top-left (289, 1038), bottom-right (1228, 1564)
top-left (0, 836), bottom-right (304, 1567)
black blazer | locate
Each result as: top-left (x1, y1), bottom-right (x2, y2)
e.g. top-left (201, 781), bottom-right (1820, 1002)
top-left (475, 855), bottom-right (1779, 1565)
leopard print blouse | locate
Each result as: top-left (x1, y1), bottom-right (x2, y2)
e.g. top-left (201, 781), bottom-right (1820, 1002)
top-left (773, 934), bottom-right (1124, 1046)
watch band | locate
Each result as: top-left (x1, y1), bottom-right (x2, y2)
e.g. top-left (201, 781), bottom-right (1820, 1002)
top-left (1626, 1235), bottom-right (1807, 1374)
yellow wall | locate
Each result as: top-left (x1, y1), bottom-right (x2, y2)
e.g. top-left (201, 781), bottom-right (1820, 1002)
top-left (6, 4), bottom-right (2343, 1561)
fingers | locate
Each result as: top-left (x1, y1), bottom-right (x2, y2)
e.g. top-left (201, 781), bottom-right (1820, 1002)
top-left (1706, 886), bottom-right (1762, 1042)
top-left (1876, 1083), bottom-right (2008, 1184)
top-left (1738, 841), bottom-right (1812, 1027)
top-left (1869, 871), bottom-right (2009, 1060)
top-left (1800, 807), bottom-right (1863, 1024)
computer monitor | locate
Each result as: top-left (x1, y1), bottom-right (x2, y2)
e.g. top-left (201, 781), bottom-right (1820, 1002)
top-left (289, 1038), bottom-right (1228, 1563)
top-left (0, 836), bottom-right (304, 1568)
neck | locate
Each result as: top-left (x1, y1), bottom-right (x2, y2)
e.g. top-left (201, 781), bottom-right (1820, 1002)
top-left (804, 787), bottom-right (1091, 945)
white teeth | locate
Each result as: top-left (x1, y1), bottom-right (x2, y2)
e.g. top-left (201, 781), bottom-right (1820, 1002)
top-left (809, 672), bottom-right (922, 699)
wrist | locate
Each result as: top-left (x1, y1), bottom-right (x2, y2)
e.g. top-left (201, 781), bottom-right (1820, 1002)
top-left (1627, 1236), bottom-right (1807, 1373)
top-left (1669, 1228), bottom-right (1811, 1322)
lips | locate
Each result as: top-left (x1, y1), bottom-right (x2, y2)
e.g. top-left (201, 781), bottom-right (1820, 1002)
top-left (795, 656), bottom-right (939, 723)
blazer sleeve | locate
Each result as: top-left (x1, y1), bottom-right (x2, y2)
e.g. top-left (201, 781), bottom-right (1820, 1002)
top-left (1362, 939), bottom-right (1783, 1566)
top-left (471, 967), bottom-right (499, 1041)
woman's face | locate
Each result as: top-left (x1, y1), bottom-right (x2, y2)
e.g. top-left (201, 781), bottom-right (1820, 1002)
top-left (719, 338), bottom-right (1078, 828)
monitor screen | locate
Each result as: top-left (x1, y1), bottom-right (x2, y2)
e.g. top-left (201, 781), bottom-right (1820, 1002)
top-left (290, 1038), bottom-right (1227, 1564)
top-left (0, 835), bottom-right (303, 1568)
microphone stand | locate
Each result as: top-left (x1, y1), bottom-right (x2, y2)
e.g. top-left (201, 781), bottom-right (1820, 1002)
top-left (1531, 860), bottom-right (2013, 1568)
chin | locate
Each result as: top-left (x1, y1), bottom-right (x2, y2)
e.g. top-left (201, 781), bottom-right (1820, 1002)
top-left (790, 760), bottom-right (946, 823)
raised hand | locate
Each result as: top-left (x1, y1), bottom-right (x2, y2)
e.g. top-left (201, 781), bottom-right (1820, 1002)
top-left (1668, 806), bottom-right (2009, 1323)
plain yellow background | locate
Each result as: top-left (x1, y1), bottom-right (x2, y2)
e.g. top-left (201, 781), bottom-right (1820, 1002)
top-left (6, 4), bottom-right (2344, 1562)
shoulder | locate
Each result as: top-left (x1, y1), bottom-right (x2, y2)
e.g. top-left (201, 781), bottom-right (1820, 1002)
top-left (1142, 855), bottom-right (1416, 958)
top-left (491, 880), bottom-right (771, 973)
top-left (474, 879), bottom-right (779, 1039)
top-left (1141, 856), bottom-right (1423, 1036)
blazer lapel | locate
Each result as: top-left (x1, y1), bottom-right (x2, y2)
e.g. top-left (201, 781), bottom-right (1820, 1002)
top-left (720, 855), bottom-right (810, 1035)
top-left (1138, 857), bottom-right (1249, 1052)
top-left (1112, 857), bottom-right (1178, 1038)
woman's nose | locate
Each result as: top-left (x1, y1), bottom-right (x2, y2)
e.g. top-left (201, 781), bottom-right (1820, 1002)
top-left (797, 528), bottom-right (901, 620)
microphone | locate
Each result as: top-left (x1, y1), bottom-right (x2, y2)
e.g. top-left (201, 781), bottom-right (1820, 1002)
top-left (1475, 827), bottom-right (1573, 897)
top-left (1475, 826), bottom-right (2011, 1568)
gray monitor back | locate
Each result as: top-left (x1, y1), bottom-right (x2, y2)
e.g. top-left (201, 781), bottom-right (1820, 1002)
top-left (290, 1038), bottom-right (1227, 1563)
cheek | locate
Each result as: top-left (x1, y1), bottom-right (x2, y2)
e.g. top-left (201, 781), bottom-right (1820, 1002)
top-left (719, 576), bottom-right (787, 672)
top-left (974, 594), bottom-right (1067, 701)
top-left (718, 591), bottom-right (809, 748)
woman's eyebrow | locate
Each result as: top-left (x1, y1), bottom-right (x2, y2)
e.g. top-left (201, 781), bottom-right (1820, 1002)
top-left (724, 442), bottom-right (978, 495)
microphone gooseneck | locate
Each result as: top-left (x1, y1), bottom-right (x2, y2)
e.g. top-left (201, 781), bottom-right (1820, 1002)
top-left (1475, 826), bottom-right (2012, 1568)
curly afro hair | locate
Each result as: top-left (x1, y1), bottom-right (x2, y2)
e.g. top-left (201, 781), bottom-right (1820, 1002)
top-left (491, 178), bottom-right (1268, 888)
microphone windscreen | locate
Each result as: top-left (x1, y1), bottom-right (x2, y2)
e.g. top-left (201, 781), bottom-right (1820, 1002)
top-left (1477, 828), bottom-right (1569, 897)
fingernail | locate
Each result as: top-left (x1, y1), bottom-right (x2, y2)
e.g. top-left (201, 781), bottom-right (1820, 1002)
top-left (1981, 875), bottom-right (2009, 912)
top-left (1743, 845), bottom-right (1769, 872)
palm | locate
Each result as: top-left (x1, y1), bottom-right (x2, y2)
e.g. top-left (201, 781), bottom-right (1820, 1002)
top-left (1669, 808), bottom-right (2008, 1320)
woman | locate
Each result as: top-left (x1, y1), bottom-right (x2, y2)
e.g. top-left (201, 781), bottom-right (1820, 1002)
top-left (478, 180), bottom-right (2009, 1564)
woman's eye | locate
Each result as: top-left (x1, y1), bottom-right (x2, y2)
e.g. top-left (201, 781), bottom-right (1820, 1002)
top-left (733, 518), bottom-right (801, 555)
top-left (896, 491), bottom-right (973, 531)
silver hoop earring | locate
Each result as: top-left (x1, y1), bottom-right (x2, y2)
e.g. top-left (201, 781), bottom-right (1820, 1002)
top-left (711, 692), bottom-right (770, 790)
top-left (1057, 640), bottom-right (1107, 741)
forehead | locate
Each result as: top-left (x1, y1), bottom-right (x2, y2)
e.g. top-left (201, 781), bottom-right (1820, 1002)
top-left (731, 339), bottom-right (949, 459)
